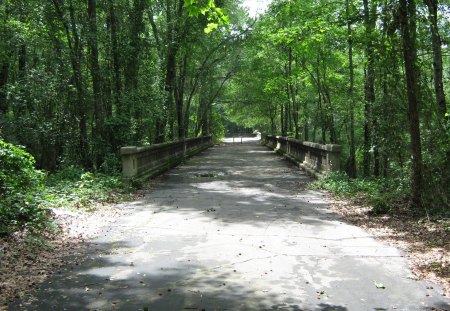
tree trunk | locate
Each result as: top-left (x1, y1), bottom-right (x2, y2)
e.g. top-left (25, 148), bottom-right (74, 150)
top-left (18, 44), bottom-right (26, 80)
top-left (399, 0), bottom-right (423, 209)
top-left (68, 0), bottom-right (89, 168)
top-left (176, 54), bottom-right (187, 139)
top-left (0, 63), bottom-right (8, 114)
top-left (124, 0), bottom-right (145, 143)
top-left (423, 0), bottom-right (447, 119)
top-left (53, 0), bottom-right (90, 167)
top-left (109, 0), bottom-right (121, 114)
top-left (362, 0), bottom-right (377, 177)
top-left (287, 47), bottom-right (299, 139)
top-left (156, 0), bottom-right (184, 143)
top-left (87, 0), bottom-right (103, 167)
top-left (346, 0), bottom-right (357, 178)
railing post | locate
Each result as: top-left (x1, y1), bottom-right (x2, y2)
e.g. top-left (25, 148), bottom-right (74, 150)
top-left (325, 144), bottom-right (342, 172)
top-left (121, 146), bottom-right (138, 178)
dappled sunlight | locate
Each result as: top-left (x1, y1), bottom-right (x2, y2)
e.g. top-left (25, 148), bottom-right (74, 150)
top-left (13, 143), bottom-right (448, 310)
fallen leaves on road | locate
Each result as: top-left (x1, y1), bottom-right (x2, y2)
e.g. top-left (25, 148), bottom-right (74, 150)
top-left (374, 281), bottom-right (386, 289)
top-left (0, 204), bottom-right (127, 310)
top-left (325, 193), bottom-right (449, 295)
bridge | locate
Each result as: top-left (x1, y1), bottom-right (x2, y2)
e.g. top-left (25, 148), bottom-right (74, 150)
top-left (16, 138), bottom-right (449, 310)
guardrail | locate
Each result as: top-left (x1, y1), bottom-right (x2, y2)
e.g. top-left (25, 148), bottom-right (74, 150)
top-left (262, 135), bottom-right (341, 177)
top-left (121, 136), bottom-right (213, 179)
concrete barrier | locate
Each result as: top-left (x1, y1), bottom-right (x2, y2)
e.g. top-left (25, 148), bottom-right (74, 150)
top-left (264, 135), bottom-right (341, 177)
top-left (121, 136), bottom-right (213, 179)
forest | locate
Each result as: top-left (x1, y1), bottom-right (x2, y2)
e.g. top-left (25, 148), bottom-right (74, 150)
top-left (0, 0), bottom-right (449, 235)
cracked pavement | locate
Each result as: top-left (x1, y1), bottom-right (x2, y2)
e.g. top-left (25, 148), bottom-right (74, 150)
top-left (15, 138), bottom-right (450, 310)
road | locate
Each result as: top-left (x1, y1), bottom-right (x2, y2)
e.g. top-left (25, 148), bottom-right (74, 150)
top-left (16, 139), bottom-right (449, 310)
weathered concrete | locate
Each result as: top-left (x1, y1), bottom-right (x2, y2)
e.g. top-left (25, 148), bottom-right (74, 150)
top-left (264, 135), bottom-right (341, 177)
top-left (121, 136), bottom-right (213, 179)
top-left (17, 138), bottom-right (449, 310)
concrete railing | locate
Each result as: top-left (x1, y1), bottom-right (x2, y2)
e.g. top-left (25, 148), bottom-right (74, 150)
top-left (263, 135), bottom-right (341, 177)
top-left (121, 136), bottom-right (213, 179)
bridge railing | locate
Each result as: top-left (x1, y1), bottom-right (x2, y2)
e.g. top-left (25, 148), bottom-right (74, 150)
top-left (263, 135), bottom-right (341, 177)
top-left (121, 136), bottom-right (213, 179)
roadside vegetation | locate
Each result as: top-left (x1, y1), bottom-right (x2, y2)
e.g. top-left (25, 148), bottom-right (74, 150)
top-left (310, 172), bottom-right (449, 218)
top-left (309, 172), bottom-right (449, 293)
top-left (0, 140), bottom-right (134, 236)
top-left (1, 140), bottom-right (138, 305)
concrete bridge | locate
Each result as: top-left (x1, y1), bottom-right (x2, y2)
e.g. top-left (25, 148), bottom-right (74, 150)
top-left (15, 139), bottom-right (449, 310)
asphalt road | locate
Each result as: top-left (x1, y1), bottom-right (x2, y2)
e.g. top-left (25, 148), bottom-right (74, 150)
top-left (15, 139), bottom-right (450, 310)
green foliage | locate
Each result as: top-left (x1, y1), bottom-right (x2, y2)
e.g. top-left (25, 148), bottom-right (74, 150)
top-left (211, 109), bottom-right (226, 142)
top-left (0, 140), bottom-right (44, 194)
top-left (100, 153), bottom-right (122, 175)
top-left (43, 167), bottom-right (134, 211)
top-left (184, 0), bottom-right (231, 33)
top-left (309, 172), bottom-right (409, 215)
top-left (0, 140), bottom-right (47, 235)
top-left (310, 172), bottom-right (383, 197)
top-left (0, 140), bottom-right (134, 235)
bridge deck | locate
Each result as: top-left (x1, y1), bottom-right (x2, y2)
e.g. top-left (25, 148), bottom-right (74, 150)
top-left (20, 140), bottom-right (449, 310)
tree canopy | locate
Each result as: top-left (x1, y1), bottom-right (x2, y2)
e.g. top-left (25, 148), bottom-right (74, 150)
top-left (0, 0), bottom-right (449, 213)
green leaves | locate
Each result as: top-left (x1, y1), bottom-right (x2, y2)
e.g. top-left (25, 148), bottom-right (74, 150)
top-left (204, 22), bottom-right (219, 34)
top-left (183, 0), bottom-right (230, 33)
top-left (0, 140), bottom-right (46, 235)
top-left (0, 140), bottom-right (44, 195)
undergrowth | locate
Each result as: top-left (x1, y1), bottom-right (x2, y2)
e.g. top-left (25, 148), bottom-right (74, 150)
top-left (43, 166), bottom-right (135, 211)
top-left (309, 171), bottom-right (449, 220)
top-left (1, 140), bottom-right (135, 235)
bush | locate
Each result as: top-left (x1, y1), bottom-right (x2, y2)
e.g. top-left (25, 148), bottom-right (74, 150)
top-left (309, 172), bottom-right (401, 215)
top-left (43, 169), bottom-right (133, 211)
top-left (100, 153), bottom-right (122, 175)
top-left (0, 140), bottom-right (47, 235)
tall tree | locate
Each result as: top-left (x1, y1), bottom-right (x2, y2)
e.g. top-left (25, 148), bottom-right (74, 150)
top-left (87, 0), bottom-right (103, 167)
top-left (362, 0), bottom-right (378, 177)
top-left (346, 0), bottom-right (357, 178)
top-left (53, 0), bottom-right (90, 168)
top-left (423, 0), bottom-right (447, 119)
top-left (399, 0), bottom-right (424, 208)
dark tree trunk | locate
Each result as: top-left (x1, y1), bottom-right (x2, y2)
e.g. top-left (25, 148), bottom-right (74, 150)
top-left (423, 0), bottom-right (447, 119)
top-left (68, 0), bottom-right (90, 168)
top-left (156, 0), bottom-right (184, 143)
top-left (18, 44), bottom-right (26, 80)
top-left (124, 0), bottom-right (145, 143)
top-left (287, 47), bottom-right (299, 139)
top-left (109, 0), bottom-right (121, 113)
top-left (0, 63), bottom-right (8, 114)
top-left (399, 0), bottom-right (424, 209)
top-left (88, 0), bottom-right (103, 167)
top-left (163, 46), bottom-right (177, 141)
top-left (346, 0), bottom-right (357, 178)
top-left (362, 0), bottom-right (377, 177)
top-left (53, 0), bottom-right (90, 168)
top-left (176, 53), bottom-right (187, 139)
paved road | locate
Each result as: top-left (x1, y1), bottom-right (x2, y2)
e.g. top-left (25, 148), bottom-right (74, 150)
top-left (17, 140), bottom-right (449, 310)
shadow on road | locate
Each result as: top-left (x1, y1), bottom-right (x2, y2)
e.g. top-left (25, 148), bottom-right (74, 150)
top-left (11, 143), bottom-right (449, 311)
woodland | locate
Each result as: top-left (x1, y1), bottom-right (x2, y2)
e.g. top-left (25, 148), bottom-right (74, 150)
top-left (0, 0), bottom-right (449, 236)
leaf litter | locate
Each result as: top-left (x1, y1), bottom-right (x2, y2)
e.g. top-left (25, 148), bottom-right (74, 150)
top-left (324, 193), bottom-right (449, 295)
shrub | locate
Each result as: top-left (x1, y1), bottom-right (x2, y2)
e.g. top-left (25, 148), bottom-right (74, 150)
top-left (0, 140), bottom-right (47, 235)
